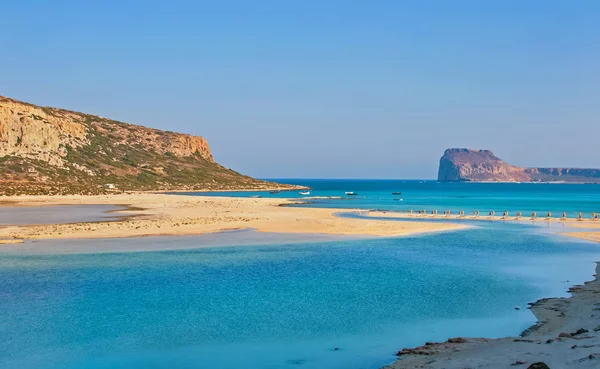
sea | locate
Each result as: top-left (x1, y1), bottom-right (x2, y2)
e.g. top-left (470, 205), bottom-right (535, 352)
top-left (1, 180), bottom-right (600, 369)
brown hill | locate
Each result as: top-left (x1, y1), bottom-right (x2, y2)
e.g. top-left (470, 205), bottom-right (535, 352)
top-left (438, 148), bottom-right (600, 183)
top-left (0, 95), bottom-right (291, 195)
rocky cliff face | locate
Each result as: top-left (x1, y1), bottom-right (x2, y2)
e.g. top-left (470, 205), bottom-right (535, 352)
top-left (0, 95), bottom-right (278, 194)
top-left (0, 96), bottom-right (213, 167)
top-left (438, 148), bottom-right (600, 183)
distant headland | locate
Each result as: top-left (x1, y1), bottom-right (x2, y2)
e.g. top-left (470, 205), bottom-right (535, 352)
top-left (438, 148), bottom-right (600, 183)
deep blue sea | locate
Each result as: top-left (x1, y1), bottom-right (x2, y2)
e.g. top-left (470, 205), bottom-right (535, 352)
top-left (1, 180), bottom-right (600, 369)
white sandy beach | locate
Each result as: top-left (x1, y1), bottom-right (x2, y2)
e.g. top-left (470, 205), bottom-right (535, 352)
top-left (0, 194), bottom-right (467, 243)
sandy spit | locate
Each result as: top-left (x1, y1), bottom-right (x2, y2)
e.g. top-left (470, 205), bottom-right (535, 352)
top-left (566, 233), bottom-right (600, 243)
top-left (0, 194), bottom-right (467, 242)
top-left (368, 211), bottom-right (600, 243)
top-left (368, 210), bottom-right (600, 226)
top-left (385, 263), bottom-right (600, 369)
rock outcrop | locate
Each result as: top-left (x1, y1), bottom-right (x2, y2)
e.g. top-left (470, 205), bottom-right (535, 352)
top-left (438, 148), bottom-right (600, 183)
top-left (0, 95), bottom-right (285, 194)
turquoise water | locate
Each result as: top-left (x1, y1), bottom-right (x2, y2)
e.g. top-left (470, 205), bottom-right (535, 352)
top-left (2, 180), bottom-right (600, 369)
top-left (189, 179), bottom-right (600, 217)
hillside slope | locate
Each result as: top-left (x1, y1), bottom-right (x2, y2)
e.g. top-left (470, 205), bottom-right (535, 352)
top-left (0, 95), bottom-right (285, 195)
top-left (438, 148), bottom-right (600, 183)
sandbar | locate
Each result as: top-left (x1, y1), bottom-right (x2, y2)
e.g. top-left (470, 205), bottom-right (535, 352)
top-left (0, 194), bottom-right (467, 242)
top-left (368, 211), bottom-right (600, 244)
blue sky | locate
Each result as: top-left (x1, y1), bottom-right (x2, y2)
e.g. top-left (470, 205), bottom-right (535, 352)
top-left (2, 1), bottom-right (599, 179)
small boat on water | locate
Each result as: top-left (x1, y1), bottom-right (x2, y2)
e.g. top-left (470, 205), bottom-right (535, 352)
top-left (251, 195), bottom-right (263, 198)
top-left (392, 192), bottom-right (402, 195)
top-left (345, 192), bottom-right (358, 196)
top-left (299, 191), bottom-right (311, 195)
top-left (269, 190), bottom-right (281, 194)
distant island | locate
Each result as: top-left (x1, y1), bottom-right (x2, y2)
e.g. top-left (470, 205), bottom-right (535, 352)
top-left (438, 148), bottom-right (600, 183)
top-left (0, 95), bottom-right (295, 195)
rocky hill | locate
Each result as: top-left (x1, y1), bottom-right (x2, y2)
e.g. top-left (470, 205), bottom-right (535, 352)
top-left (0, 95), bottom-right (289, 195)
top-left (438, 148), bottom-right (600, 183)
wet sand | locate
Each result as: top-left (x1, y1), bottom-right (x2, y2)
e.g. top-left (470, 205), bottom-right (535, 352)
top-left (0, 194), bottom-right (467, 243)
top-left (0, 204), bottom-right (129, 225)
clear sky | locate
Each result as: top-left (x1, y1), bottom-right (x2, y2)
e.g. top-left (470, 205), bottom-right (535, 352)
top-left (2, 1), bottom-right (599, 179)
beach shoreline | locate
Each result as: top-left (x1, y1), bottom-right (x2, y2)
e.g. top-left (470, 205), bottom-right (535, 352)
top-left (366, 207), bottom-right (600, 368)
top-left (2, 193), bottom-right (600, 368)
top-left (0, 194), bottom-right (468, 244)
top-left (385, 262), bottom-right (600, 369)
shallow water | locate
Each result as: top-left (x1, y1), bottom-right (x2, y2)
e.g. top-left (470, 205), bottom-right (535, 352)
top-left (1, 222), bottom-right (599, 369)
top-left (0, 230), bottom-right (350, 254)
top-left (0, 205), bottom-right (127, 226)
top-left (2, 180), bottom-right (600, 369)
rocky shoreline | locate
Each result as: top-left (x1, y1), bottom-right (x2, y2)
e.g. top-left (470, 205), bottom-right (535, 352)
top-left (385, 263), bottom-right (600, 368)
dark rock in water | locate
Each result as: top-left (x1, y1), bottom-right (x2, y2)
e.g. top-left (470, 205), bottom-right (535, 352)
top-left (511, 361), bottom-right (527, 366)
top-left (396, 348), bottom-right (429, 356)
top-left (546, 339), bottom-right (554, 344)
top-left (527, 362), bottom-right (550, 369)
top-left (447, 337), bottom-right (467, 344)
top-left (573, 328), bottom-right (589, 335)
top-left (558, 332), bottom-right (572, 338)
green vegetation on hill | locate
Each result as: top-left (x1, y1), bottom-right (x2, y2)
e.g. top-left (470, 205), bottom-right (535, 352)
top-left (0, 95), bottom-right (287, 195)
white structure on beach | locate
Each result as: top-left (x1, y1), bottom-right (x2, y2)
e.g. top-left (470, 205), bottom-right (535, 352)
top-left (104, 183), bottom-right (116, 189)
